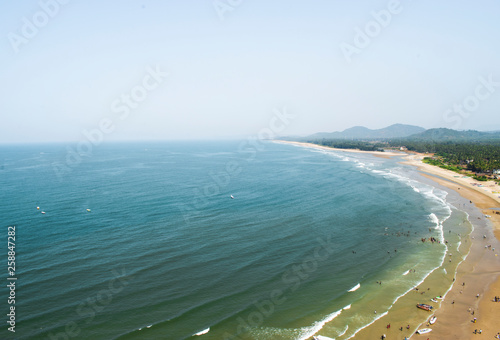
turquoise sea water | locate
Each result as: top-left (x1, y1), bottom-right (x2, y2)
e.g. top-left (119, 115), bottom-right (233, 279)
top-left (0, 141), bottom-right (470, 339)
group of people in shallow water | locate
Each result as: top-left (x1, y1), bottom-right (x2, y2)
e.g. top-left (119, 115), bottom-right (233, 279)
top-left (494, 296), bottom-right (500, 302)
top-left (421, 236), bottom-right (440, 243)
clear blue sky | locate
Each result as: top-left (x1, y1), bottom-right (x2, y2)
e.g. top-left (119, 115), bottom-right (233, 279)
top-left (1, 0), bottom-right (500, 143)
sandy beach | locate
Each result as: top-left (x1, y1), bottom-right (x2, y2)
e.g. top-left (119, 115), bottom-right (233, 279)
top-left (275, 140), bottom-right (500, 339)
top-left (404, 154), bottom-right (500, 339)
top-left (274, 140), bottom-right (405, 159)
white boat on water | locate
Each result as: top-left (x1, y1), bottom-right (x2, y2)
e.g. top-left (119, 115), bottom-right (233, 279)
top-left (429, 316), bottom-right (437, 324)
top-left (416, 328), bottom-right (432, 334)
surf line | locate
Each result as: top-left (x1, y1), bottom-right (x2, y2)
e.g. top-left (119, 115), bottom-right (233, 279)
top-left (348, 283), bottom-right (360, 292)
top-left (194, 327), bottom-right (210, 336)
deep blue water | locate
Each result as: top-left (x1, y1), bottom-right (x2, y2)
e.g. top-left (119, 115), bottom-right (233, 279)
top-left (0, 141), bottom-right (458, 339)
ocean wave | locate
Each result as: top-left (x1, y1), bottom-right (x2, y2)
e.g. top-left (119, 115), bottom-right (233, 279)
top-left (193, 327), bottom-right (210, 336)
top-left (428, 213), bottom-right (439, 228)
top-left (314, 335), bottom-right (336, 340)
top-left (296, 304), bottom-right (352, 340)
top-left (297, 309), bottom-right (343, 340)
top-left (348, 283), bottom-right (360, 292)
top-left (346, 311), bottom-right (388, 339)
top-left (365, 166), bottom-right (452, 217)
top-left (338, 325), bottom-right (349, 337)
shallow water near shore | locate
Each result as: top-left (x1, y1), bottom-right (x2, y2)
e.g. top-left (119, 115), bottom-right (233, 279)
top-left (0, 141), bottom-right (473, 339)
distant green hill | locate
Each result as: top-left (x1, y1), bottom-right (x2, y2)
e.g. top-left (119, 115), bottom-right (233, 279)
top-left (403, 128), bottom-right (500, 142)
top-left (280, 125), bottom-right (500, 176)
top-left (303, 124), bottom-right (425, 140)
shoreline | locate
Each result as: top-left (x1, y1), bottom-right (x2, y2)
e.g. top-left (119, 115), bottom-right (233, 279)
top-left (273, 140), bottom-right (405, 159)
top-left (416, 173), bottom-right (500, 339)
top-left (404, 158), bottom-right (500, 339)
top-left (274, 140), bottom-right (500, 339)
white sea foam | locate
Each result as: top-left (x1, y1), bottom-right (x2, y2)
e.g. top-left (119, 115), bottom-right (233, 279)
top-left (314, 336), bottom-right (336, 340)
top-left (348, 283), bottom-right (360, 292)
top-left (297, 309), bottom-right (343, 340)
top-left (346, 311), bottom-right (388, 339)
top-left (403, 269), bottom-right (410, 276)
top-left (343, 304), bottom-right (351, 310)
top-left (338, 325), bottom-right (349, 337)
top-left (428, 213), bottom-right (439, 228)
top-left (194, 327), bottom-right (210, 336)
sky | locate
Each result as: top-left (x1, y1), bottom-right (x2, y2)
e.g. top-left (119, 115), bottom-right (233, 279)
top-left (1, 0), bottom-right (500, 143)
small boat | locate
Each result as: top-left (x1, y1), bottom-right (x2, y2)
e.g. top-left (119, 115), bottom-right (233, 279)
top-left (416, 328), bottom-right (432, 334)
top-left (230, 195), bottom-right (234, 199)
top-left (429, 316), bottom-right (437, 324)
top-left (417, 303), bottom-right (433, 311)
top-left (36, 206), bottom-right (40, 210)
top-left (86, 209), bottom-right (91, 212)
top-left (41, 211), bottom-right (46, 214)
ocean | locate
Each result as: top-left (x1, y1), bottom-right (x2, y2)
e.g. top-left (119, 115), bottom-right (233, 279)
top-left (0, 140), bottom-right (472, 340)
